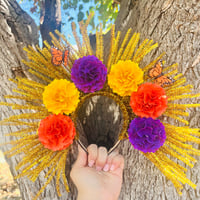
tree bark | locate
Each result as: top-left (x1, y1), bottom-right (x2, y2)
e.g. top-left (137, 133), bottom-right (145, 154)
top-left (0, 0), bottom-right (39, 199)
top-left (113, 1), bottom-right (200, 199)
top-left (40, 0), bottom-right (61, 46)
top-left (0, 0), bottom-right (200, 200)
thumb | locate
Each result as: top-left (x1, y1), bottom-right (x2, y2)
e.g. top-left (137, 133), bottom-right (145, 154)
top-left (73, 145), bottom-right (88, 168)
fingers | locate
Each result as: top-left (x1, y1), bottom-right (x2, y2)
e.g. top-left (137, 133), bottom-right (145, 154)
top-left (96, 147), bottom-right (108, 171)
top-left (87, 144), bottom-right (124, 173)
top-left (103, 151), bottom-right (124, 172)
top-left (87, 144), bottom-right (98, 167)
top-left (73, 145), bottom-right (88, 168)
top-left (102, 151), bottom-right (117, 171)
top-left (87, 144), bottom-right (108, 171)
top-left (109, 154), bottom-right (124, 171)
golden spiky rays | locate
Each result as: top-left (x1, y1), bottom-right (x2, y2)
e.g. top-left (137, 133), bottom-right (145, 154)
top-left (0, 16), bottom-right (200, 199)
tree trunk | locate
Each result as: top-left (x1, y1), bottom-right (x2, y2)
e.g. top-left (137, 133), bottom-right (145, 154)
top-left (40, 0), bottom-right (61, 46)
top-left (0, 0), bottom-right (39, 199)
top-left (113, 1), bottom-right (200, 199)
top-left (0, 0), bottom-right (200, 200)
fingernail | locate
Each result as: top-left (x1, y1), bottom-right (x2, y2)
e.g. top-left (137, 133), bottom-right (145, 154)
top-left (96, 166), bottom-right (102, 171)
top-left (110, 164), bottom-right (115, 171)
top-left (103, 164), bottom-right (109, 172)
top-left (88, 160), bottom-right (94, 167)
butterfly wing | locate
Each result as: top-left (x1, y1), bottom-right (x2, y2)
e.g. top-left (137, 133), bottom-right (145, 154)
top-left (148, 60), bottom-right (163, 78)
top-left (63, 49), bottom-right (69, 67)
top-left (51, 47), bottom-right (63, 66)
top-left (154, 76), bottom-right (174, 87)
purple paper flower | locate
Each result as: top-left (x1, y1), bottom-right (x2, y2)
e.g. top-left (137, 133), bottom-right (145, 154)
top-left (71, 55), bottom-right (107, 93)
top-left (128, 117), bottom-right (166, 153)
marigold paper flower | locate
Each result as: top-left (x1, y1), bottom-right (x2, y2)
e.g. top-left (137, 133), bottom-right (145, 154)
top-left (108, 60), bottom-right (144, 96)
top-left (130, 82), bottom-right (167, 119)
top-left (38, 114), bottom-right (76, 151)
top-left (43, 79), bottom-right (80, 115)
top-left (128, 117), bottom-right (166, 153)
top-left (71, 55), bottom-right (107, 93)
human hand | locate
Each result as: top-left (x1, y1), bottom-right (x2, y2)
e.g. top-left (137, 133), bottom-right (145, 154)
top-left (70, 144), bottom-right (124, 200)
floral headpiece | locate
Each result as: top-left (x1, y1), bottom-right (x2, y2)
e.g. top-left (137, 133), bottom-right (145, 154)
top-left (1, 16), bottom-right (200, 200)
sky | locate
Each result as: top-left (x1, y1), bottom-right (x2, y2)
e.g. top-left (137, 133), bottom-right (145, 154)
top-left (17, 0), bottom-right (114, 46)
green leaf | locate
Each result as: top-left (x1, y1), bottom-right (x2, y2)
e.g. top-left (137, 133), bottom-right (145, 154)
top-left (89, 6), bottom-right (94, 11)
top-left (65, 11), bottom-right (70, 16)
top-left (89, 17), bottom-right (95, 30)
top-left (83, 0), bottom-right (89, 2)
top-left (63, 3), bottom-right (68, 10)
top-left (72, 0), bottom-right (78, 9)
top-left (79, 4), bottom-right (83, 10)
top-left (113, 12), bottom-right (118, 19)
top-left (68, 17), bottom-right (74, 22)
top-left (78, 11), bottom-right (84, 22)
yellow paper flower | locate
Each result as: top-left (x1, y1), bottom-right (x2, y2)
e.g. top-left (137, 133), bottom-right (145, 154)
top-left (43, 79), bottom-right (80, 115)
top-left (108, 60), bottom-right (144, 96)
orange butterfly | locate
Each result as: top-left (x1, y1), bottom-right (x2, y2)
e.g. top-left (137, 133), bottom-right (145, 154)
top-left (51, 47), bottom-right (69, 67)
top-left (148, 60), bottom-right (174, 87)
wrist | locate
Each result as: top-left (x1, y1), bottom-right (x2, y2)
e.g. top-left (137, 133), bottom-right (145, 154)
top-left (77, 193), bottom-right (96, 200)
top-left (77, 191), bottom-right (117, 200)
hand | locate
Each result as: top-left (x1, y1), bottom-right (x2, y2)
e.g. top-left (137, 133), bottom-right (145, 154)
top-left (70, 144), bottom-right (124, 200)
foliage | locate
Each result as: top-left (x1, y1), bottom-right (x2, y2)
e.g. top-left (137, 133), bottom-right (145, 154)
top-left (62, 0), bottom-right (119, 32)
top-left (20, 0), bottom-right (119, 33)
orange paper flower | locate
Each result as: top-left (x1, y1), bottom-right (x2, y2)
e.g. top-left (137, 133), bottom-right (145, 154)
top-left (38, 114), bottom-right (76, 151)
top-left (108, 60), bottom-right (144, 96)
top-left (130, 82), bottom-right (168, 119)
top-left (43, 79), bottom-right (80, 115)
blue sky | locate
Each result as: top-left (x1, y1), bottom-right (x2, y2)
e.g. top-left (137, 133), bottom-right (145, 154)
top-left (17, 0), bottom-right (111, 46)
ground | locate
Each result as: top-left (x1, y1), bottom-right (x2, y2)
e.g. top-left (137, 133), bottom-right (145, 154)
top-left (0, 150), bottom-right (21, 200)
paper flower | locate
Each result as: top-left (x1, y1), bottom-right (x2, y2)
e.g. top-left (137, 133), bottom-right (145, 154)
top-left (71, 55), bottom-right (107, 93)
top-left (128, 117), bottom-right (166, 153)
top-left (130, 82), bottom-right (167, 119)
top-left (108, 60), bottom-right (144, 96)
top-left (43, 79), bottom-right (79, 115)
top-left (38, 114), bottom-right (76, 151)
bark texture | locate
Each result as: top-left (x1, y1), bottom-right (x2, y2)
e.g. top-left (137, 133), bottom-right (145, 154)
top-left (40, 0), bottom-right (61, 46)
top-left (114, 1), bottom-right (200, 200)
top-left (0, 0), bottom-right (40, 199)
top-left (0, 0), bottom-right (200, 200)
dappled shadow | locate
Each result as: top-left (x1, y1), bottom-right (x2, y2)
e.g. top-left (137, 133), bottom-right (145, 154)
top-left (75, 95), bottom-right (124, 151)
